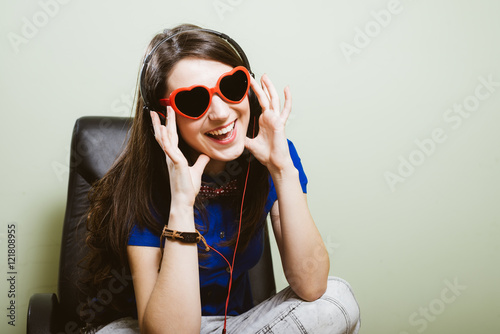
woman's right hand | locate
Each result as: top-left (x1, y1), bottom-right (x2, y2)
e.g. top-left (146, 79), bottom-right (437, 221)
top-left (150, 108), bottom-right (210, 207)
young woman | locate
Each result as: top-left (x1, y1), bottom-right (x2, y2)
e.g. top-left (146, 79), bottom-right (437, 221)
top-left (83, 24), bottom-right (360, 334)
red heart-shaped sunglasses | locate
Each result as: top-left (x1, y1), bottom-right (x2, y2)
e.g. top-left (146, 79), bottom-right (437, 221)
top-left (159, 66), bottom-right (251, 120)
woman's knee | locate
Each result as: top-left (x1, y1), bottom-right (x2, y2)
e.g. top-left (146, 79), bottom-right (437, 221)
top-left (306, 276), bottom-right (361, 334)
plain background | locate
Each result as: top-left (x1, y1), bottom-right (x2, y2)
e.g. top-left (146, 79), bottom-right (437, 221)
top-left (1, 0), bottom-right (499, 333)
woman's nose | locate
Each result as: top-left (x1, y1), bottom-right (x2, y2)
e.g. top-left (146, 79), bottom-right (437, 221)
top-left (207, 95), bottom-right (230, 121)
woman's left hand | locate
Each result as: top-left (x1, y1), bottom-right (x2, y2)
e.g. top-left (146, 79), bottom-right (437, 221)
top-left (245, 74), bottom-right (294, 174)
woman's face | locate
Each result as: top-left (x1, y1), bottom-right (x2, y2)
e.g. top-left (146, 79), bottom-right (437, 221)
top-left (165, 58), bottom-right (251, 171)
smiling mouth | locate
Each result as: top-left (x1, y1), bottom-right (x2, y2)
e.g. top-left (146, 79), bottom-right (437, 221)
top-left (205, 120), bottom-right (236, 141)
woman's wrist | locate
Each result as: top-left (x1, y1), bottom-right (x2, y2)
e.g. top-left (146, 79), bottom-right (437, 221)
top-left (168, 203), bottom-right (196, 232)
top-left (170, 191), bottom-right (197, 208)
top-left (269, 162), bottom-right (298, 185)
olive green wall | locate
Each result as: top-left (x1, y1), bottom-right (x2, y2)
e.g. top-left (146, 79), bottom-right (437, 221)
top-left (1, 0), bottom-right (499, 333)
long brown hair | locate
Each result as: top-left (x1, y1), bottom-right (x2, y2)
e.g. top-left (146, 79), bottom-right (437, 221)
top-left (79, 24), bottom-right (269, 326)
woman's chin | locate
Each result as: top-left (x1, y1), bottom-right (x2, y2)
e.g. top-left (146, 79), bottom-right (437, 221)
top-left (209, 144), bottom-right (246, 162)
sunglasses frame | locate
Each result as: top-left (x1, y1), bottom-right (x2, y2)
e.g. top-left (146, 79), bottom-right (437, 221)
top-left (159, 66), bottom-right (251, 120)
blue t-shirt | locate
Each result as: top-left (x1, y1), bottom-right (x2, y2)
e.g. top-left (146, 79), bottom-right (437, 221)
top-left (128, 140), bottom-right (308, 316)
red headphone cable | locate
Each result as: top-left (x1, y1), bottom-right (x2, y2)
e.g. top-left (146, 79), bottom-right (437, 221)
top-left (206, 117), bottom-right (255, 334)
top-left (206, 156), bottom-right (250, 334)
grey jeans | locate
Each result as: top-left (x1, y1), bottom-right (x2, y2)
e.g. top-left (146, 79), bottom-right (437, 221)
top-left (96, 276), bottom-right (360, 334)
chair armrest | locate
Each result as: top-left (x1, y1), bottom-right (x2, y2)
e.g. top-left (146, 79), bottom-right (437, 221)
top-left (27, 293), bottom-right (59, 334)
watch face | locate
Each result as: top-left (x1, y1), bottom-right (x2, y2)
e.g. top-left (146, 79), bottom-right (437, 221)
top-left (182, 233), bottom-right (199, 243)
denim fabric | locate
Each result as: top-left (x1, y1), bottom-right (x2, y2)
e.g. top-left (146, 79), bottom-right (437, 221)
top-left (95, 276), bottom-right (360, 334)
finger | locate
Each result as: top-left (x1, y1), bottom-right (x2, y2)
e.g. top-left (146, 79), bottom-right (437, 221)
top-left (244, 137), bottom-right (266, 165)
top-left (260, 75), bottom-right (271, 101)
top-left (161, 108), bottom-right (185, 164)
top-left (192, 154), bottom-right (210, 175)
top-left (250, 76), bottom-right (270, 111)
top-left (281, 86), bottom-right (292, 122)
top-left (151, 109), bottom-right (179, 162)
top-left (261, 74), bottom-right (280, 113)
top-left (160, 107), bottom-right (179, 151)
top-left (150, 110), bottom-right (159, 129)
top-left (244, 137), bottom-right (257, 156)
top-left (150, 111), bottom-right (163, 142)
top-left (165, 106), bottom-right (176, 134)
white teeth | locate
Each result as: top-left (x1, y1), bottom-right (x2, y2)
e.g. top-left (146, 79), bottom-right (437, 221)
top-left (207, 121), bottom-right (235, 136)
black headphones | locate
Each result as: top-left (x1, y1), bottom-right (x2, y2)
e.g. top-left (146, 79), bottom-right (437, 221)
top-left (139, 28), bottom-right (255, 113)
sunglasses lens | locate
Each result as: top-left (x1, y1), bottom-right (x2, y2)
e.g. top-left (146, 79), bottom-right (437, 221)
top-left (220, 70), bottom-right (249, 102)
top-left (174, 86), bottom-right (210, 118)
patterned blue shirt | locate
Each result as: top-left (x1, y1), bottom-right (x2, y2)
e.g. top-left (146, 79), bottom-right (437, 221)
top-left (128, 140), bottom-right (308, 316)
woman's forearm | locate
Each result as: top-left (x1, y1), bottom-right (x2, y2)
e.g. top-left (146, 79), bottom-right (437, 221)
top-left (271, 165), bottom-right (330, 301)
top-left (142, 205), bottom-right (201, 334)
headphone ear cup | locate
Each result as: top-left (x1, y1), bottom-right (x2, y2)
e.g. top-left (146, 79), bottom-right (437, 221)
top-left (158, 108), bottom-right (167, 125)
top-left (248, 88), bottom-right (259, 112)
top-left (247, 87), bottom-right (261, 138)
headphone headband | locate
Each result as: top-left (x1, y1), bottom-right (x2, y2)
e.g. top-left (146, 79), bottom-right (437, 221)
top-left (140, 28), bottom-right (252, 111)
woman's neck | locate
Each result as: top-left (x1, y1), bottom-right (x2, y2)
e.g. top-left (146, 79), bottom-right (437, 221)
top-left (182, 143), bottom-right (227, 176)
top-left (203, 159), bottom-right (226, 176)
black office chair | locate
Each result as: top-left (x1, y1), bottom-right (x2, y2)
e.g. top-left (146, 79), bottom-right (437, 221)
top-left (26, 116), bottom-right (276, 333)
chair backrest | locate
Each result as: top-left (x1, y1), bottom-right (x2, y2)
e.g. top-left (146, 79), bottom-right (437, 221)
top-left (57, 116), bottom-right (275, 326)
top-left (58, 116), bottom-right (132, 325)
